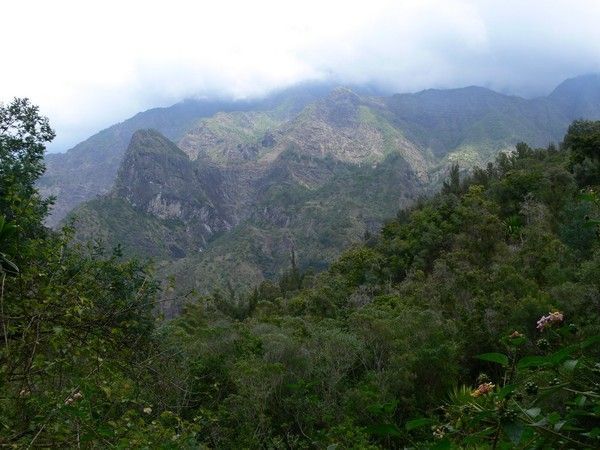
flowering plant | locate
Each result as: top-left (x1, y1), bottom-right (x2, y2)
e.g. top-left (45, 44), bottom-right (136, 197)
top-left (405, 315), bottom-right (600, 448)
top-left (536, 311), bottom-right (564, 331)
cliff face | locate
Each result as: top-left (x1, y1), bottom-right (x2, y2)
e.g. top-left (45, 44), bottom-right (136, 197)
top-left (38, 99), bottom-right (256, 227)
top-left (64, 75), bottom-right (600, 306)
top-left (113, 129), bottom-right (236, 251)
top-left (68, 88), bottom-right (429, 299)
top-left (39, 83), bottom-right (335, 227)
top-left (45, 75), bottom-right (600, 228)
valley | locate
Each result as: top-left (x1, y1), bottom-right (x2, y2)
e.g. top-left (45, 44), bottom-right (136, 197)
top-left (42, 75), bottom-right (600, 306)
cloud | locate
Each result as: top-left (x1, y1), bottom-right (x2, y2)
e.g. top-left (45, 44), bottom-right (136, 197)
top-left (2, 0), bottom-right (600, 152)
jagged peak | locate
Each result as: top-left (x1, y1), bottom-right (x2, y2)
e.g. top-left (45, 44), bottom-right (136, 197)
top-left (126, 129), bottom-right (188, 159)
top-left (327, 86), bottom-right (362, 102)
top-left (114, 129), bottom-right (190, 198)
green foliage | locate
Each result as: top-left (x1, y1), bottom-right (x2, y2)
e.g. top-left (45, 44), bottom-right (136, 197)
top-left (406, 326), bottom-right (600, 448)
top-left (145, 125), bottom-right (600, 447)
top-left (564, 119), bottom-right (600, 186)
top-left (0, 100), bottom-right (194, 447)
top-left (0, 98), bottom-right (55, 232)
top-left (3, 105), bottom-right (600, 448)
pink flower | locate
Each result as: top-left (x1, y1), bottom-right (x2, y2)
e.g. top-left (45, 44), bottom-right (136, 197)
top-left (536, 311), bottom-right (564, 331)
top-left (471, 382), bottom-right (495, 397)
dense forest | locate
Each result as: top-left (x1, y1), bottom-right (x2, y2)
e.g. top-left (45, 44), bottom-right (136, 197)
top-left (1, 98), bottom-right (599, 448)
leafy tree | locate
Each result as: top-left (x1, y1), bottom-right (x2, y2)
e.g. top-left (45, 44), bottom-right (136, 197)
top-left (442, 163), bottom-right (462, 195)
top-left (0, 100), bottom-right (186, 447)
top-left (564, 119), bottom-right (600, 186)
top-left (0, 98), bottom-right (55, 231)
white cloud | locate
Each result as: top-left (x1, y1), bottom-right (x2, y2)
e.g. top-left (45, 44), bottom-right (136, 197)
top-left (2, 0), bottom-right (600, 151)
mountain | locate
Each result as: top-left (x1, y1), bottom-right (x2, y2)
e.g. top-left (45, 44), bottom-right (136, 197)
top-left (69, 89), bottom-right (426, 303)
top-left (57, 75), bottom-right (600, 305)
top-left (42, 76), bottom-right (600, 228)
top-left (38, 83), bottom-right (336, 226)
top-left (10, 92), bottom-right (600, 447)
top-left (384, 86), bottom-right (567, 160)
top-left (547, 73), bottom-right (600, 119)
top-left (42, 75), bottom-right (600, 228)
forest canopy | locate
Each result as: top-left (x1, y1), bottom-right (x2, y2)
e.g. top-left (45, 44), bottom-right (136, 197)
top-left (1, 99), bottom-right (599, 448)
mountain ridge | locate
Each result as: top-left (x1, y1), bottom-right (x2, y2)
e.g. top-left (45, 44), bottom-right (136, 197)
top-left (41, 75), bottom-right (600, 226)
top-left (53, 75), bottom-right (600, 307)
top-left (67, 91), bottom-right (428, 304)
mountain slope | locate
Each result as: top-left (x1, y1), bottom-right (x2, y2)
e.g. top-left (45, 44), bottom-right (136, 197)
top-left (165, 151), bottom-right (422, 298)
top-left (547, 73), bottom-right (600, 119)
top-left (38, 99), bottom-right (249, 226)
top-left (39, 83), bottom-right (336, 226)
top-left (385, 86), bottom-right (568, 161)
top-left (44, 75), bottom-right (600, 228)
top-left (68, 90), bottom-right (428, 302)
top-left (63, 75), bottom-right (600, 306)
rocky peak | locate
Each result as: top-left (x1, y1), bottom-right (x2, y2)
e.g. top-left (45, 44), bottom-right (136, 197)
top-left (111, 129), bottom-right (236, 250)
top-left (318, 87), bottom-right (362, 127)
top-left (114, 129), bottom-right (191, 208)
top-left (127, 128), bottom-right (188, 156)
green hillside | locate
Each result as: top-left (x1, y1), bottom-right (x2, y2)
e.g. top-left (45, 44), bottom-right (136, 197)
top-left (41, 75), bottom-right (600, 230)
top-left (67, 92), bottom-right (428, 304)
top-left (64, 76), bottom-right (600, 306)
top-left (4, 98), bottom-right (598, 447)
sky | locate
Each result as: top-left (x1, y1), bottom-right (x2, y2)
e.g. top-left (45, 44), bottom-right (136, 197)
top-left (3, 0), bottom-right (600, 152)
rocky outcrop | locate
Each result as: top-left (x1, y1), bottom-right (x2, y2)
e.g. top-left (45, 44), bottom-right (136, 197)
top-left (65, 76), bottom-right (600, 299)
top-left (113, 129), bottom-right (234, 248)
top-left (44, 75), bottom-right (600, 228)
top-left (70, 87), bottom-right (432, 267)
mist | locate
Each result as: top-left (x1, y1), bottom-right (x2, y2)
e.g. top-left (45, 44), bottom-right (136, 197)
top-left (3, 0), bottom-right (600, 152)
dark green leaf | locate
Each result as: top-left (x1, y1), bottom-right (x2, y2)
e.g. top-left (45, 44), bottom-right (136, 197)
top-left (517, 355), bottom-right (548, 369)
top-left (503, 421), bottom-right (523, 445)
top-left (430, 439), bottom-right (451, 450)
top-left (476, 352), bottom-right (509, 366)
top-left (405, 418), bottom-right (434, 431)
top-left (581, 335), bottom-right (600, 349)
top-left (367, 423), bottom-right (402, 437)
top-left (497, 384), bottom-right (516, 399)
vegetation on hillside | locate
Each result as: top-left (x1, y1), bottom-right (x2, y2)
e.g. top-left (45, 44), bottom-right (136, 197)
top-left (1, 98), bottom-right (599, 447)
top-left (41, 75), bottom-right (600, 229)
top-left (63, 77), bottom-right (600, 303)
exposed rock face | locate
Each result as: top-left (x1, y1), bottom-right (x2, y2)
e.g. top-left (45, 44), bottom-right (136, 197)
top-left (64, 76), bottom-right (600, 305)
top-left (267, 89), bottom-right (429, 181)
top-left (69, 87), bottom-right (431, 295)
top-left (39, 83), bottom-right (336, 227)
top-left (44, 75), bottom-right (600, 228)
top-left (178, 111), bottom-right (282, 163)
top-left (113, 129), bottom-right (235, 248)
top-left (38, 99), bottom-right (257, 227)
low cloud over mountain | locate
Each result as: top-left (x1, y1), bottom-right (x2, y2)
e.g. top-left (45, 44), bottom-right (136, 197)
top-left (3, 0), bottom-right (600, 152)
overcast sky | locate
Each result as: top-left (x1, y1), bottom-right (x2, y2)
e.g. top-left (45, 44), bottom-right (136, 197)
top-left (3, 0), bottom-right (600, 152)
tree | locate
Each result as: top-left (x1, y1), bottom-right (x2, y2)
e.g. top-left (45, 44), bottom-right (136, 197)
top-left (0, 100), bottom-right (166, 447)
top-left (563, 120), bottom-right (600, 185)
top-left (0, 98), bottom-right (55, 231)
top-left (442, 163), bottom-right (462, 195)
